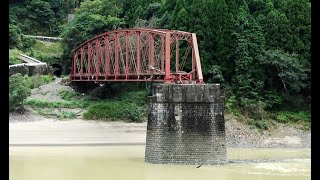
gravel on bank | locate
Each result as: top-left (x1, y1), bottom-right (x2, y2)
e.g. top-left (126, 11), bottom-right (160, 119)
top-left (225, 114), bottom-right (310, 148)
top-left (10, 78), bottom-right (311, 148)
top-left (9, 112), bottom-right (311, 148)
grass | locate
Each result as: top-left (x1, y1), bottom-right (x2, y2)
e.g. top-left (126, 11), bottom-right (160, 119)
top-left (29, 40), bottom-right (63, 57)
top-left (26, 82), bottom-right (311, 126)
top-left (10, 40), bottom-right (62, 65)
top-left (9, 49), bottom-right (23, 65)
top-left (224, 95), bottom-right (311, 131)
top-left (275, 111), bottom-right (310, 123)
top-left (247, 119), bottom-right (269, 131)
top-left (34, 107), bottom-right (77, 120)
top-left (25, 99), bottom-right (90, 109)
top-left (25, 74), bottom-right (56, 89)
top-left (81, 85), bottom-right (147, 122)
top-left (83, 102), bottom-right (145, 122)
top-left (58, 90), bottom-right (79, 101)
top-left (224, 108), bottom-right (311, 131)
top-left (275, 111), bottom-right (310, 130)
top-left (26, 98), bottom-right (146, 122)
top-left (57, 111), bottom-right (77, 119)
top-left (113, 90), bottom-right (147, 106)
top-left (35, 108), bottom-right (55, 116)
top-left (24, 40), bottom-right (63, 64)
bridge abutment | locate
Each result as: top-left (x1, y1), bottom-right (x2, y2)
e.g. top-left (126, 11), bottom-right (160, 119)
top-left (145, 84), bottom-right (227, 165)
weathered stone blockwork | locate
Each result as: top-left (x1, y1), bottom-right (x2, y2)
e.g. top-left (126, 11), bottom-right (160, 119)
top-left (9, 65), bottom-right (50, 77)
top-left (145, 84), bottom-right (227, 165)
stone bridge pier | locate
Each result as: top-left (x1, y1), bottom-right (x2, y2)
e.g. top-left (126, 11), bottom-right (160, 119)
top-left (145, 84), bottom-right (227, 165)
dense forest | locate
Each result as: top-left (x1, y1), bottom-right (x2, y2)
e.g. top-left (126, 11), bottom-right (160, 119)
top-left (9, 0), bottom-right (311, 128)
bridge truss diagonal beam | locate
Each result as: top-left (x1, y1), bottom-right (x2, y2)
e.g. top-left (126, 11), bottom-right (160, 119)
top-left (71, 28), bottom-right (204, 84)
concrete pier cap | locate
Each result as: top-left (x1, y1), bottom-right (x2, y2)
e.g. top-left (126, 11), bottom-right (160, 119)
top-left (145, 83), bottom-right (227, 165)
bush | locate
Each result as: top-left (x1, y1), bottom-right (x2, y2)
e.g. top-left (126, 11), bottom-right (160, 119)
top-left (57, 111), bottom-right (77, 119)
top-left (86, 85), bottom-right (114, 100)
top-left (248, 119), bottom-right (269, 130)
top-left (59, 90), bottom-right (79, 101)
top-left (9, 49), bottom-right (23, 65)
top-left (9, 23), bottom-right (22, 49)
top-left (276, 111), bottom-right (310, 123)
top-left (9, 73), bottom-right (31, 112)
top-left (119, 108), bottom-right (144, 123)
top-left (225, 95), bottom-right (237, 113)
top-left (239, 98), bottom-right (267, 120)
top-left (20, 36), bottom-right (36, 50)
top-left (25, 99), bottom-right (90, 109)
top-left (83, 102), bottom-right (144, 122)
top-left (85, 83), bottom-right (147, 104)
top-left (29, 75), bottom-right (43, 89)
top-left (115, 90), bottom-right (147, 106)
top-left (35, 108), bottom-right (54, 116)
top-left (263, 91), bottom-right (283, 110)
top-left (275, 111), bottom-right (310, 130)
top-left (25, 74), bottom-right (56, 89)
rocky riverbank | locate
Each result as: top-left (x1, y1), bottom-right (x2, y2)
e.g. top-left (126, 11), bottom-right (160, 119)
top-left (225, 114), bottom-right (310, 148)
top-left (9, 109), bottom-right (310, 148)
top-left (9, 78), bottom-right (311, 148)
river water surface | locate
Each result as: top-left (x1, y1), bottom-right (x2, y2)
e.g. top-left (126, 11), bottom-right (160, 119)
top-left (9, 146), bottom-right (310, 180)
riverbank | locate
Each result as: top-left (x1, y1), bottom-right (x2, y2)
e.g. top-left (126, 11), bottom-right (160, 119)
top-left (9, 78), bottom-right (311, 148)
top-left (9, 108), bottom-right (310, 148)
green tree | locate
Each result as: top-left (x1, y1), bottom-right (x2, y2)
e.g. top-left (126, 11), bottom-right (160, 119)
top-left (261, 50), bottom-right (309, 94)
top-left (204, 0), bottom-right (237, 83)
top-left (9, 0), bottom-right (76, 36)
top-left (61, 0), bottom-right (125, 73)
top-left (120, 0), bottom-right (162, 27)
top-left (260, 49), bottom-right (309, 110)
top-left (262, 10), bottom-right (291, 50)
top-left (233, 5), bottom-right (266, 106)
top-left (9, 74), bottom-right (32, 112)
top-left (9, 23), bottom-right (22, 49)
top-left (171, 7), bottom-right (188, 32)
top-left (26, 0), bottom-right (56, 34)
top-left (284, 0), bottom-right (311, 67)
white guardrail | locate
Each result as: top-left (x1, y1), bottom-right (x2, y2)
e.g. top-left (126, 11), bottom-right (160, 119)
top-left (22, 35), bottom-right (63, 41)
top-left (9, 54), bottom-right (47, 69)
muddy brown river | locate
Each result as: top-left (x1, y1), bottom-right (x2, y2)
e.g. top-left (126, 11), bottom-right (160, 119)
top-left (9, 146), bottom-right (310, 180)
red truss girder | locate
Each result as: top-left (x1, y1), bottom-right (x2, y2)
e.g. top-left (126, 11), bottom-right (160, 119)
top-left (71, 28), bottom-right (204, 84)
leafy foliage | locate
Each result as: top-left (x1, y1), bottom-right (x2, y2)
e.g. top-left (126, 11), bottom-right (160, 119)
top-left (25, 98), bottom-right (90, 109)
top-left (9, 49), bottom-right (23, 65)
top-left (9, 73), bottom-right (32, 112)
top-left (9, 23), bottom-right (22, 49)
top-left (9, 0), bottom-right (311, 127)
top-left (60, 0), bottom-right (125, 73)
top-left (59, 90), bottom-right (79, 101)
top-left (57, 111), bottom-right (77, 119)
top-left (276, 111), bottom-right (310, 123)
top-left (83, 102), bottom-right (144, 122)
top-left (24, 74), bottom-right (56, 89)
top-left (261, 49), bottom-right (309, 98)
top-left (9, 0), bottom-right (76, 36)
top-left (26, 41), bottom-right (63, 64)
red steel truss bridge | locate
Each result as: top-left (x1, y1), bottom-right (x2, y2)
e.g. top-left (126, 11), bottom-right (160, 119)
top-left (70, 28), bottom-right (204, 84)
